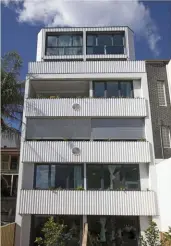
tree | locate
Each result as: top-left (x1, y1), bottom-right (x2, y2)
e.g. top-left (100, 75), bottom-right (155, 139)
top-left (35, 217), bottom-right (73, 246)
top-left (161, 227), bottom-right (171, 246)
top-left (1, 51), bottom-right (24, 133)
top-left (140, 220), bottom-right (161, 246)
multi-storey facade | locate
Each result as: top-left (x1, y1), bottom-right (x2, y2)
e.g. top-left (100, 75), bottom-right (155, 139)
top-left (1, 133), bottom-right (20, 225)
top-left (16, 27), bottom-right (158, 246)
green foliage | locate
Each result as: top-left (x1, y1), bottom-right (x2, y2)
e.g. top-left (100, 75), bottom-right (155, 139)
top-left (140, 220), bottom-right (161, 246)
top-left (1, 51), bottom-right (24, 133)
top-left (35, 217), bottom-right (72, 246)
top-left (161, 227), bottom-right (171, 245)
top-left (76, 186), bottom-right (84, 190)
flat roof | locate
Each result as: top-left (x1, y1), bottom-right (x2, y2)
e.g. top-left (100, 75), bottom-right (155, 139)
top-left (41, 26), bottom-right (134, 33)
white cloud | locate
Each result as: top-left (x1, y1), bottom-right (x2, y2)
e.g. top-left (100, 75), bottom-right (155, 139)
top-left (2, 0), bottom-right (161, 55)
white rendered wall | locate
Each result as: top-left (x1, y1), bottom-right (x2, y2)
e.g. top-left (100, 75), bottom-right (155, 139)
top-left (156, 158), bottom-right (171, 232)
top-left (36, 30), bottom-right (43, 61)
top-left (166, 60), bottom-right (171, 101)
top-left (15, 77), bottom-right (30, 246)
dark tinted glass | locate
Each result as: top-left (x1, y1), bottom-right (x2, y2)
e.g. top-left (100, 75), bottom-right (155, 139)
top-left (36, 165), bottom-right (49, 189)
top-left (97, 34), bottom-right (112, 46)
top-left (120, 81), bottom-right (133, 98)
top-left (106, 46), bottom-right (124, 54)
top-left (87, 165), bottom-right (102, 189)
top-left (47, 36), bottom-right (57, 47)
top-left (58, 35), bottom-right (72, 46)
top-left (103, 166), bottom-right (110, 189)
top-left (113, 34), bottom-right (124, 45)
top-left (87, 47), bottom-right (93, 54)
top-left (46, 47), bottom-right (82, 56)
top-left (10, 156), bottom-right (18, 170)
top-left (94, 82), bottom-right (105, 97)
top-left (87, 35), bottom-right (96, 46)
top-left (87, 164), bottom-right (140, 190)
top-left (46, 47), bottom-right (60, 55)
top-left (106, 82), bottom-right (119, 98)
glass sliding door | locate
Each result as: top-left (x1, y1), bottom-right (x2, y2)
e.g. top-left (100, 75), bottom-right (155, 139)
top-left (106, 82), bottom-right (119, 98)
top-left (46, 34), bottom-right (83, 56)
top-left (93, 82), bottom-right (105, 98)
top-left (87, 164), bottom-right (140, 191)
top-left (34, 164), bottom-right (83, 190)
top-left (120, 81), bottom-right (133, 98)
top-left (93, 81), bottom-right (133, 98)
top-left (87, 216), bottom-right (140, 246)
top-left (86, 32), bottom-right (124, 55)
top-left (31, 215), bottom-right (82, 246)
top-left (35, 165), bottom-right (49, 189)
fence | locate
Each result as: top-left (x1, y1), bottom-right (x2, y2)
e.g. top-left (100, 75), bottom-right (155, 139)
top-left (0, 223), bottom-right (15, 246)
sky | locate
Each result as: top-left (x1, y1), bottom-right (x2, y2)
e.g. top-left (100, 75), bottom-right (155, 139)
top-left (1, 0), bottom-right (171, 81)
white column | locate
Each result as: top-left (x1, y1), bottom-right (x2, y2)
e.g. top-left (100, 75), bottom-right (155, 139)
top-left (139, 216), bottom-right (150, 239)
top-left (89, 81), bottom-right (93, 98)
top-left (83, 163), bottom-right (87, 236)
top-left (20, 215), bottom-right (31, 246)
top-left (139, 163), bottom-right (149, 190)
top-left (83, 30), bottom-right (86, 61)
top-left (15, 76), bottom-right (30, 246)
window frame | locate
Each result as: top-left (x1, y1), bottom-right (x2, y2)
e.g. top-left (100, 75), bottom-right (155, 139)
top-left (86, 33), bottom-right (125, 55)
top-left (86, 164), bottom-right (140, 191)
top-left (162, 126), bottom-right (171, 148)
top-left (45, 33), bottom-right (83, 56)
top-left (157, 80), bottom-right (167, 106)
top-left (93, 81), bottom-right (134, 98)
top-left (34, 164), bottom-right (83, 189)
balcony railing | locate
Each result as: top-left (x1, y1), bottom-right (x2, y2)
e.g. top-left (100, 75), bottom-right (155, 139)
top-left (19, 190), bottom-right (157, 216)
top-left (22, 141), bottom-right (151, 163)
top-left (28, 60), bottom-right (146, 74)
top-left (25, 98), bottom-right (147, 117)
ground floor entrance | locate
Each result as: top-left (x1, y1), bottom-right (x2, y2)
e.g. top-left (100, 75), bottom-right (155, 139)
top-left (30, 215), bottom-right (140, 246)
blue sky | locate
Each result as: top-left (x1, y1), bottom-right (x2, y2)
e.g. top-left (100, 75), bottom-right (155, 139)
top-left (1, 1), bottom-right (171, 81)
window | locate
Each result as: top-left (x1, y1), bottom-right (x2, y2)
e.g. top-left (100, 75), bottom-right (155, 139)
top-left (120, 81), bottom-right (133, 98)
top-left (106, 82), bottom-right (119, 98)
top-left (1, 155), bottom-right (9, 170)
top-left (87, 33), bottom-right (124, 55)
top-left (46, 34), bottom-right (83, 56)
top-left (162, 127), bottom-right (171, 148)
top-left (35, 164), bottom-right (83, 189)
top-left (157, 81), bottom-right (167, 106)
top-left (87, 164), bottom-right (140, 190)
top-left (10, 156), bottom-right (18, 170)
top-left (87, 216), bottom-right (139, 245)
top-left (93, 82), bottom-right (105, 97)
top-left (1, 174), bottom-right (18, 197)
top-left (31, 215), bottom-right (82, 246)
top-left (93, 81), bottom-right (133, 98)
top-left (35, 165), bottom-right (50, 189)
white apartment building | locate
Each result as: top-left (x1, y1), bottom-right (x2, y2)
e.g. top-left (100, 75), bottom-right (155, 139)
top-left (15, 27), bottom-right (159, 246)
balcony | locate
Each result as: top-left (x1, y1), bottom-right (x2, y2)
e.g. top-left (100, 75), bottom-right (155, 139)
top-left (19, 190), bottom-right (157, 216)
top-left (25, 98), bottom-right (147, 117)
top-left (28, 60), bottom-right (145, 74)
top-left (22, 141), bottom-right (151, 163)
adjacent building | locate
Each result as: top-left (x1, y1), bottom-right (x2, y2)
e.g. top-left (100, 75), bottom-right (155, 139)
top-left (15, 26), bottom-right (165, 246)
top-left (146, 60), bottom-right (171, 232)
top-left (1, 133), bottom-right (20, 225)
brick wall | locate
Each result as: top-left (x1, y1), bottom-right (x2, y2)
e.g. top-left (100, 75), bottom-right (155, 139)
top-left (146, 61), bottom-right (171, 159)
